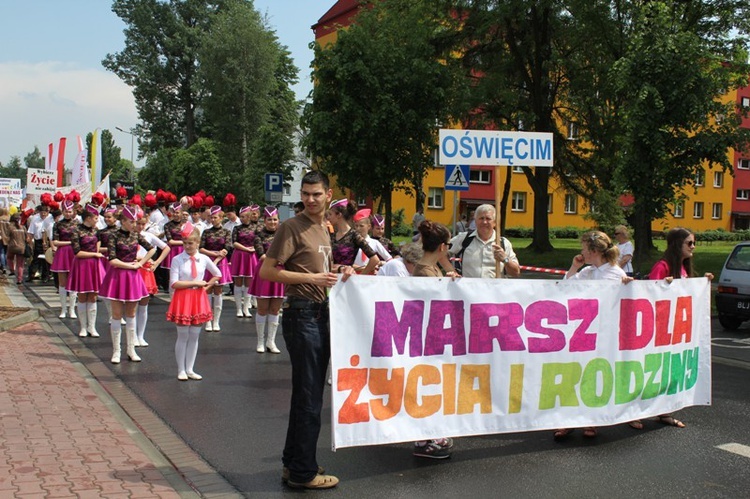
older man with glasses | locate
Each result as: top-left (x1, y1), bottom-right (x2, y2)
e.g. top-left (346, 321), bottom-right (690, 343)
top-left (448, 204), bottom-right (520, 278)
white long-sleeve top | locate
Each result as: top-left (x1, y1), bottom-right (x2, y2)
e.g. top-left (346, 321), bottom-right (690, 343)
top-left (137, 230), bottom-right (168, 258)
top-left (169, 251), bottom-right (221, 288)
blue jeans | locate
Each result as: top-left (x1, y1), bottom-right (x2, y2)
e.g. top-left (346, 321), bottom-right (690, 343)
top-left (281, 300), bottom-right (330, 483)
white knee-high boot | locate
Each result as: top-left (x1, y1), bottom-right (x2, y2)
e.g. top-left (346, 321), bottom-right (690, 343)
top-left (58, 286), bottom-right (68, 318)
top-left (87, 302), bottom-right (100, 337)
top-left (110, 318), bottom-right (122, 364)
top-left (125, 317), bottom-right (140, 362)
top-left (136, 304), bottom-right (148, 346)
top-left (255, 314), bottom-right (267, 353)
top-left (266, 314), bottom-right (280, 354)
top-left (212, 294), bottom-right (222, 331)
top-left (234, 285), bottom-right (244, 317)
top-left (77, 302), bottom-right (88, 337)
top-left (205, 294), bottom-right (214, 331)
top-left (242, 290), bottom-right (253, 318)
top-left (68, 291), bottom-right (78, 318)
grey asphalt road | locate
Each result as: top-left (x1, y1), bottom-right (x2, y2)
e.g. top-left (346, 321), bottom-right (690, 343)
top-left (43, 289), bottom-right (750, 498)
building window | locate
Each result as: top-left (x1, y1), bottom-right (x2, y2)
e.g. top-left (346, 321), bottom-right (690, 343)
top-left (357, 196), bottom-right (367, 207)
top-left (674, 200), bottom-right (684, 218)
top-left (567, 122), bottom-right (579, 140)
top-left (469, 170), bottom-right (491, 184)
top-left (547, 194), bottom-right (553, 213)
top-left (511, 192), bottom-right (526, 212)
top-left (743, 97), bottom-right (750, 108)
top-left (693, 202), bottom-right (704, 219)
top-left (712, 203), bottom-right (723, 220)
top-left (283, 185), bottom-right (291, 196)
top-left (427, 187), bottom-right (444, 209)
top-left (714, 171), bottom-right (724, 188)
top-left (695, 170), bottom-right (705, 187)
top-left (564, 194), bottom-right (578, 214)
top-left (513, 166), bottom-right (524, 173)
top-left (739, 159), bottom-right (750, 170)
top-left (738, 190), bottom-right (750, 200)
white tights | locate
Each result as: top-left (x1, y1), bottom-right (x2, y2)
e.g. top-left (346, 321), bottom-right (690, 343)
top-left (175, 325), bottom-right (201, 375)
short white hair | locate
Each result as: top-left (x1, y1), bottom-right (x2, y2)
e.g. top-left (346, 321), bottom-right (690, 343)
top-left (475, 204), bottom-right (496, 220)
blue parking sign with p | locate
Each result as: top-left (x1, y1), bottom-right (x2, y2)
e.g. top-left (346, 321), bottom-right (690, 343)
top-left (265, 173), bottom-right (283, 192)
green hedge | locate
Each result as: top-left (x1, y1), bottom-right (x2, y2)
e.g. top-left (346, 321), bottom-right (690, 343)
top-left (503, 226), bottom-right (589, 240)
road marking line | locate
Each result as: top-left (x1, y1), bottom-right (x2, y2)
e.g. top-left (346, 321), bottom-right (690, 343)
top-left (717, 443), bottom-right (750, 458)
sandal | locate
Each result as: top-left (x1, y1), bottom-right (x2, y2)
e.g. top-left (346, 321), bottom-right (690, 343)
top-left (657, 414), bottom-right (685, 428)
top-left (582, 427), bottom-right (597, 438)
top-left (553, 428), bottom-right (572, 440)
top-left (628, 420), bottom-right (644, 430)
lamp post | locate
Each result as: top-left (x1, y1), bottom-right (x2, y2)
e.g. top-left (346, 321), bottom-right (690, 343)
top-left (115, 126), bottom-right (136, 182)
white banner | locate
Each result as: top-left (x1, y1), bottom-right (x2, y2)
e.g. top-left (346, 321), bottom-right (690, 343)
top-left (330, 276), bottom-right (711, 449)
top-left (71, 147), bottom-right (89, 186)
top-left (26, 168), bottom-right (58, 195)
top-left (439, 129), bottom-right (554, 167)
top-left (0, 178), bottom-right (22, 190)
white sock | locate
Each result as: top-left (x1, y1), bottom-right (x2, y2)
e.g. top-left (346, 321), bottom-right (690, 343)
top-left (77, 302), bottom-right (87, 319)
top-left (175, 326), bottom-right (189, 374)
top-left (268, 314), bottom-right (279, 327)
top-left (59, 286), bottom-right (67, 310)
top-left (185, 326), bottom-right (201, 373)
top-left (125, 316), bottom-right (136, 331)
top-left (136, 305), bottom-right (148, 342)
top-left (234, 285), bottom-right (244, 310)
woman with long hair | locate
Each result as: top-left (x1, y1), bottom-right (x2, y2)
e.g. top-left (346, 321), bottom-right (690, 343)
top-left (627, 227), bottom-right (713, 430)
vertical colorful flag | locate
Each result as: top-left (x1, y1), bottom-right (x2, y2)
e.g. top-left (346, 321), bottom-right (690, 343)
top-left (71, 136), bottom-right (90, 186)
top-left (45, 139), bottom-right (67, 186)
top-left (90, 129), bottom-right (103, 193)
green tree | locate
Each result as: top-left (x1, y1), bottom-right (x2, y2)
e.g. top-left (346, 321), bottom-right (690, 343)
top-left (304, 0), bottom-right (462, 235)
top-left (0, 156), bottom-right (26, 187)
top-left (199, 0), bottom-right (298, 201)
top-left (103, 0), bottom-right (218, 152)
top-left (24, 146), bottom-right (45, 170)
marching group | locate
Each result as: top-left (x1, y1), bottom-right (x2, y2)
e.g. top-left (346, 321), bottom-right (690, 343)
top-left (0, 171), bottom-right (712, 490)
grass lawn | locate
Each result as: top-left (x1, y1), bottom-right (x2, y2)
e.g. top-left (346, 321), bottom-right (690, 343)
top-left (394, 236), bottom-right (735, 279)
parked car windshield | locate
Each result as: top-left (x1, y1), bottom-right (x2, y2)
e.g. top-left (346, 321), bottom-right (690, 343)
top-left (725, 245), bottom-right (750, 271)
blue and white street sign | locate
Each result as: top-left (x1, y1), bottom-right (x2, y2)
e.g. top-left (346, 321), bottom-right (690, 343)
top-left (444, 165), bottom-right (470, 191)
top-left (264, 173), bottom-right (283, 192)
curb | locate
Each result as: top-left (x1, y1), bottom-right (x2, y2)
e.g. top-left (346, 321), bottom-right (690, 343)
top-left (0, 307), bottom-right (40, 332)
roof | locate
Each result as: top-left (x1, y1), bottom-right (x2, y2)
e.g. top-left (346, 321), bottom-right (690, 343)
top-left (312, 0), bottom-right (362, 38)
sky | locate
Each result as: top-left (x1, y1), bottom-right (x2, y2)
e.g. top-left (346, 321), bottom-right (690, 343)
top-left (0, 0), bottom-right (329, 170)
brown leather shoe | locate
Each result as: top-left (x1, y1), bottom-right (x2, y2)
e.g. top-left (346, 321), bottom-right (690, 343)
top-left (287, 474), bottom-right (339, 489)
top-left (281, 465), bottom-right (325, 483)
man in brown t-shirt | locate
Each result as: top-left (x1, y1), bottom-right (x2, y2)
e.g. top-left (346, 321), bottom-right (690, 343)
top-left (260, 171), bottom-right (353, 490)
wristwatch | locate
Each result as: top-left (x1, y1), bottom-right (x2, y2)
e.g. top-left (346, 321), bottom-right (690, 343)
top-left (502, 256), bottom-right (510, 264)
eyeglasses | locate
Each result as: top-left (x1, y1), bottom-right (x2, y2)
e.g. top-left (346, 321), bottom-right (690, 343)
top-left (685, 240), bottom-right (696, 247)
top-left (614, 232), bottom-right (622, 236)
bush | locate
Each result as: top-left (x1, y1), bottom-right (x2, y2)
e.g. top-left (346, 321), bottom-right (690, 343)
top-left (391, 208), bottom-right (413, 237)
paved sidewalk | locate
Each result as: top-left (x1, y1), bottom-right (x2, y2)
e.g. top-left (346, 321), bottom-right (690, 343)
top-left (0, 281), bottom-right (240, 498)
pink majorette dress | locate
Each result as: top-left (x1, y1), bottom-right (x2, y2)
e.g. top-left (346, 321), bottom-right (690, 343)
top-left (66, 223), bottom-right (105, 293)
top-left (160, 220), bottom-right (184, 269)
top-left (230, 223), bottom-right (258, 278)
top-left (250, 227), bottom-right (284, 298)
top-left (97, 224), bottom-right (118, 275)
top-left (99, 229), bottom-right (153, 302)
top-left (200, 225), bottom-right (233, 285)
top-left (50, 218), bottom-right (77, 273)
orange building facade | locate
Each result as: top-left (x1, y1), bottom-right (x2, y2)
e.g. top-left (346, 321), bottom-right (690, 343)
top-left (312, 1), bottom-right (745, 234)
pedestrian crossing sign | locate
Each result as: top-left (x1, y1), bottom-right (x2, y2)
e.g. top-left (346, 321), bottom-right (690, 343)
top-left (444, 164), bottom-right (470, 191)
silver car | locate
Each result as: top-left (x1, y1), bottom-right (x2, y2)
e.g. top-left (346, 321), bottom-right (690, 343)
top-left (716, 242), bottom-right (750, 330)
